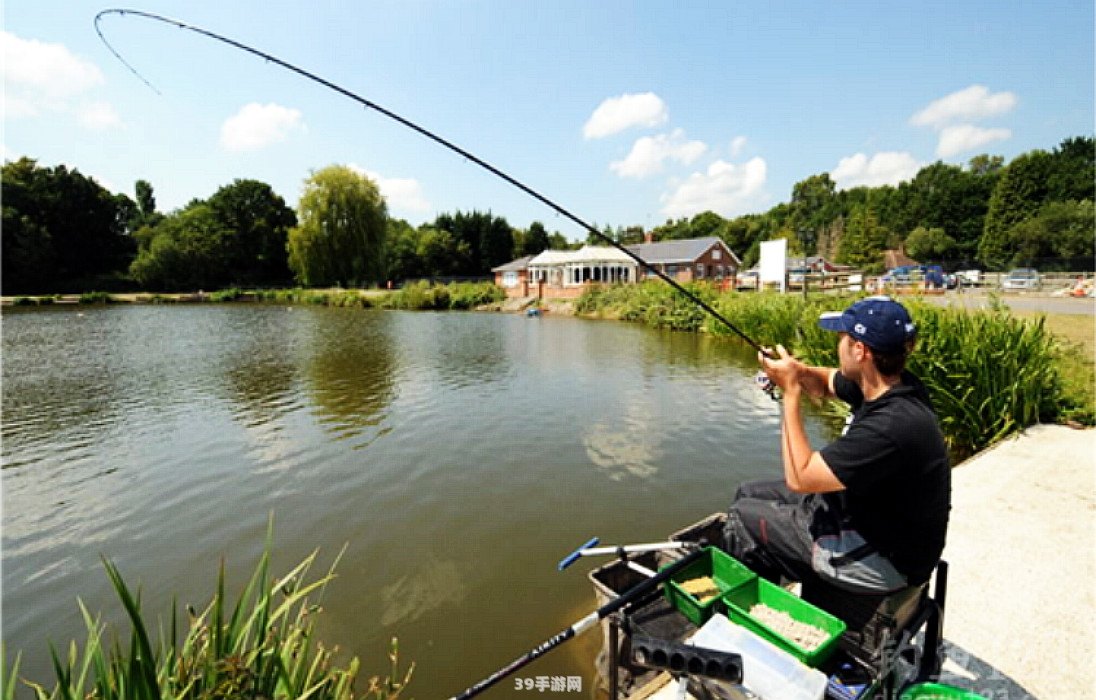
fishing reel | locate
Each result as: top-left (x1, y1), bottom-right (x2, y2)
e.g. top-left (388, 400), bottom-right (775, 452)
top-left (754, 371), bottom-right (781, 401)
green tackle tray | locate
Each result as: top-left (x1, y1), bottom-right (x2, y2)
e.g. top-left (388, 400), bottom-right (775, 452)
top-left (662, 547), bottom-right (756, 626)
top-left (722, 577), bottom-right (847, 667)
top-left (899, 683), bottom-right (988, 700)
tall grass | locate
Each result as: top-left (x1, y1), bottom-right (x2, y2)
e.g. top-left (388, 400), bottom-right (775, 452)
top-left (577, 285), bottom-right (1082, 458)
top-left (78, 291), bottom-right (115, 304)
top-left (4, 537), bottom-right (411, 700)
top-left (381, 281), bottom-right (503, 311)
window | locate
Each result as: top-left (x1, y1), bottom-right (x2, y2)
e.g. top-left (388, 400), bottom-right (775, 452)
top-left (502, 271), bottom-right (518, 287)
top-left (696, 263), bottom-right (705, 278)
top-left (712, 248), bottom-right (722, 260)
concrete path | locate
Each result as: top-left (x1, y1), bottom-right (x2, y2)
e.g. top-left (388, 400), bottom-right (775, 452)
top-left (939, 423), bottom-right (1096, 699)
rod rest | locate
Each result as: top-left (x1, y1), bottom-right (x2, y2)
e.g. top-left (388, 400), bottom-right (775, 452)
top-left (629, 635), bottom-right (743, 684)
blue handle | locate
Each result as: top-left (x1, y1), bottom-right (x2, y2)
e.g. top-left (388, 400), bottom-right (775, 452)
top-left (558, 537), bottom-right (600, 571)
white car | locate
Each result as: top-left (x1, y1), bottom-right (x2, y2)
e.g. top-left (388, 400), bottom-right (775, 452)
top-left (1001, 268), bottom-right (1041, 291)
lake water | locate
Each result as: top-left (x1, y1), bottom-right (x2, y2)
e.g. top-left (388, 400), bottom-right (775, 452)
top-left (2, 304), bottom-right (838, 698)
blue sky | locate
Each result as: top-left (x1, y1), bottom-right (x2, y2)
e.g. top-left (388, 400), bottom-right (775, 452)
top-left (4, 1), bottom-right (1093, 240)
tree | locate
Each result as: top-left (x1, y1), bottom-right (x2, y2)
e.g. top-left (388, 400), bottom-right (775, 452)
top-left (208, 179), bottom-right (297, 284)
top-left (1046, 136), bottom-right (1095, 203)
top-left (1, 157), bottom-right (135, 294)
top-left (522, 221), bottom-right (550, 255)
top-left (789, 173), bottom-right (837, 252)
top-left (836, 206), bottom-right (890, 271)
top-left (979, 150), bottom-right (1053, 269)
top-left (904, 226), bottom-right (956, 261)
top-left (1005, 200), bottom-right (1095, 268)
top-left (131, 179), bottom-right (164, 231)
top-left (546, 232), bottom-right (571, 250)
top-left (129, 203), bottom-right (233, 290)
top-left (432, 210), bottom-right (514, 275)
top-left (287, 166), bottom-right (388, 287)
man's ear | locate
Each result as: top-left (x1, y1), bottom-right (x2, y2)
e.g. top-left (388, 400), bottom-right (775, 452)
top-left (853, 340), bottom-right (870, 362)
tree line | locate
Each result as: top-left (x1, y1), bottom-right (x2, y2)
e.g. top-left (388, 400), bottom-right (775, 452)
top-left (2, 135), bottom-right (1092, 294)
top-left (637, 136), bottom-right (1093, 272)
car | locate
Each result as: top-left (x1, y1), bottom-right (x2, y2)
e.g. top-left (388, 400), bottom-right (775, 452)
top-left (1001, 268), bottom-right (1041, 291)
top-left (956, 269), bottom-right (982, 285)
top-left (736, 270), bottom-right (759, 290)
top-left (881, 264), bottom-right (945, 288)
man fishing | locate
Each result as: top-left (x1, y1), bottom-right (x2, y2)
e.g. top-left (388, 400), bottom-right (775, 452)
top-left (724, 296), bottom-right (950, 594)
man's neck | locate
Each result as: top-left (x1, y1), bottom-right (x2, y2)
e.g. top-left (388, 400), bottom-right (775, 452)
top-left (859, 370), bottom-right (902, 402)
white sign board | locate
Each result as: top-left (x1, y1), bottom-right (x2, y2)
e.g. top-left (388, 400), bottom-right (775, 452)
top-left (759, 239), bottom-right (787, 292)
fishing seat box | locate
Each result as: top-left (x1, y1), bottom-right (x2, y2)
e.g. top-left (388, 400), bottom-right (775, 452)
top-left (801, 576), bottom-right (928, 665)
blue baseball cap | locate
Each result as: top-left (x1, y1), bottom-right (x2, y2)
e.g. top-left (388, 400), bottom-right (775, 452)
top-left (818, 296), bottom-right (916, 353)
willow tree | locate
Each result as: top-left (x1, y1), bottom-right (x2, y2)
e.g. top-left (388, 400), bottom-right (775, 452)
top-left (287, 166), bottom-right (388, 287)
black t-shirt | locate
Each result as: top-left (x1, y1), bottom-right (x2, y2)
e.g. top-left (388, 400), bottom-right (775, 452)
top-left (820, 371), bottom-right (951, 584)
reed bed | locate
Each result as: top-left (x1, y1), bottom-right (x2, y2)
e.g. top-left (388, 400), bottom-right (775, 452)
top-left (3, 538), bottom-right (411, 700)
top-left (577, 284), bottom-right (1087, 459)
top-left (379, 281), bottom-right (503, 311)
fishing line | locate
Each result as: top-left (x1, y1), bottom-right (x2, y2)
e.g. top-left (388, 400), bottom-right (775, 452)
top-left (94, 8), bottom-right (773, 358)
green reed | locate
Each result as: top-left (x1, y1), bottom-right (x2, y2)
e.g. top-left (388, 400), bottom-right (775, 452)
top-left (380, 281), bottom-right (502, 311)
top-left (4, 534), bottom-right (411, 700)
top-left (576, 285), bottom-right (1083, 458)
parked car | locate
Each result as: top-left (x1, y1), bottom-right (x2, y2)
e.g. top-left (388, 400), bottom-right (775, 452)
top-left (1001, 268), bottom-right (1041, 291)
top-left (881, 264), bottom-right (945, 288)
top-left (956, 269), bottom-right (982, 285)
top-left (736, 270), bottom-right (759, 290)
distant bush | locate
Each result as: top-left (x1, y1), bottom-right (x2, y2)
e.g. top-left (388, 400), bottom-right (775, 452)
top-left (12, 296), bottom-right (36, 306)
top-left (447, 281), bottom-right (504, 309)
top-left (209, 287), bottom-right (243, 302)
top-left (78, 291), bottom-right (114, 304)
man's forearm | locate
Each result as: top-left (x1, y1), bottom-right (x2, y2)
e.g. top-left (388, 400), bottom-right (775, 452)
top-left (798, 366), bottom-right (835, 399)
top-left (781, 388), bottom-right (815, 490)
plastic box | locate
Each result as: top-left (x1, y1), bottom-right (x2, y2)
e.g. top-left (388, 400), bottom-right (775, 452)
top-left (723, 577), bottom-right (847, 666)
top-left (690, 614), bottom-right (827, 700)
top-left (899, 683), bottom-right (988, 700)
top-left (663, 547), bottom-right (756, 625)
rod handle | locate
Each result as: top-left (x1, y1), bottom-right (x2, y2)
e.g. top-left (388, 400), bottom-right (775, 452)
top-left (558, 537), bottom-right (600, 571)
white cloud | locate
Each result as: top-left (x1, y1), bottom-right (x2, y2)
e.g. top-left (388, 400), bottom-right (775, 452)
top-left (936, 124), bottom-right (1011, 158)
top-left (910, 85), bottom-right (1017, 129)
top-left (1, 31), bottom-right (103, 100)
top-left (831, 151), bottom-right (923, 190)
top-left (660, 157), bottom-right (768, 219)
top-left (1, 30), bottom-right (123, 130)
top-left (583, 92), bottom-right (668, 139)
top-left (729, 136), bottom-right (748, 157)
top-left (609, 129), bottom-right (707, 179)
top-left (78, 101), bottom-right (123, 131)
top-left (348, 164), bottom-right (432, 214)
top-left (220, 103), bottom-right (304, 152)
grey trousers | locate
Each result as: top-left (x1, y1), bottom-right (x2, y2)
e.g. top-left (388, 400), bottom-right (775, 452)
top-left (723, 478), bottom-right (909, 593)
top-left (723, 478), bottom-right (818, 584)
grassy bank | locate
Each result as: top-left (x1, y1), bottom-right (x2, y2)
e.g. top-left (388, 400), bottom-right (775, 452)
top-left (577, 282), bottom-right (1093, 459)
top-left (3, 538), bottom-right (411, 700)
top-left (4, 281), bottom-right (504, 312)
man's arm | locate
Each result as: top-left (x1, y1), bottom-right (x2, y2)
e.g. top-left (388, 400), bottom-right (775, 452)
top-left (780, 384), bottom-right (846, 493)
top-left (798, 365), bottom-right (837, 400)
top-left (759, 346), bottom-right (845, 494)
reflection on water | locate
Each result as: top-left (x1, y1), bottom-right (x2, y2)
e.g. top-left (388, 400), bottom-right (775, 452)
top-left (583, 390), bottom-right (664, 481)
top-left (379, 557), bottom-right (468, 627)
top-left (305, 309), bottom-right (396, 447)
top-left (2, 305), bottom-right (838, 698)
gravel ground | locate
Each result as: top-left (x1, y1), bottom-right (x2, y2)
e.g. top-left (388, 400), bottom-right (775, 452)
top-left (939, 423), bottom-right (1096, 699)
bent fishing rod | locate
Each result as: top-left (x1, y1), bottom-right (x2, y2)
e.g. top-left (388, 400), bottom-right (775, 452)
top-left (94, 8), bottom-right (772, 358)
